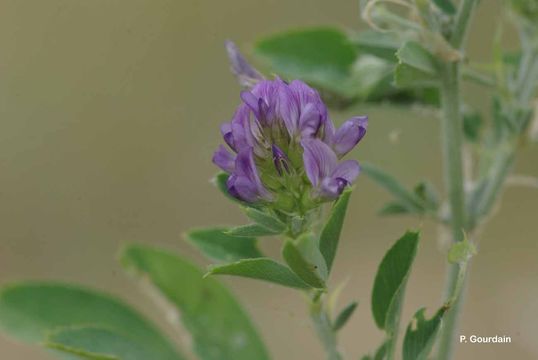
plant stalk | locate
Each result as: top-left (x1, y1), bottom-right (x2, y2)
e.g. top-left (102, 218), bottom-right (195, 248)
top-left (436, 1), bottom-right (479, 359)
top-left (310, 294), bottom-right (343, 360)
top-left (436, 60), bottom-right (467, 360)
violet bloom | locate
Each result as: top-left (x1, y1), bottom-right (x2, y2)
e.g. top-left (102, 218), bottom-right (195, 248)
top-left (213, 43), bottom-right (367, 208)
top-left (225, 40), bottom-right (264, 88)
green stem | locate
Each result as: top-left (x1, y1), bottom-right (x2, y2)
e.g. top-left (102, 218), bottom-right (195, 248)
top-left (461, 66), bottom-right (496, 87)
top-left (436, 61), bottom-right (467, 360)
top-left (470, 44), bottom-right (538, 228)
top-left (446, 260), bottom-right (468, 308)
top-left (436, 1), bottom-right (479, 359)
top-left (437, 260), bottom-right (467, 359)
top-left (310, 294), bottom-right (343, 360)
top-left (470, 146), bottom-right (515, 227)
top-left (439, 62), bottom-right (467, 244)
top-left (449, 0), bottom-right (479, 49)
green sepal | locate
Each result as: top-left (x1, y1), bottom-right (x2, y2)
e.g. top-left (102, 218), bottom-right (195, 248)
top-left (244, 207), bottom-right (287, 233)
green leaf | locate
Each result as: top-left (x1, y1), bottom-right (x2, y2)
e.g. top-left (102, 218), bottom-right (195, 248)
top-left (185, 227), bottom-right (263, 262)
top-left (396, 41), bottom-right (437, 75)
top-left (463, 107), bottom-right (483, 143)
top-left (254, 27), bottom-right (359, 97)
top-left (227, 224), bottom-right (281, 237)
top-left (361, 162), bottom-right (425, 213)
top-left (395, 42), bottom-right (439, 88)
top-left (403, 308), bottom-right (446, 360)
top-left (121, 245), bottom-right (270, 360)
top-left (372, 231), bottom-right (420, 330)
top-left (352, 30), bottom-right (401, 61)
top-left (448, 238), bottom-right (477, 264)
top-left (395, 64), bottom-right (439, 88)
top-left (350, 55), bottom-right (395, 99)
top-left (282, 240), bottom-right (326, 289)
top-left (413, 181), bottom-right (440, 211)
top-left (244, 208), bottom-right (286, 233)
top-left (432, 0), bottom-right (456, 15)
top-left (46, 326), bottom-right (157, 360)
top-left (319, 189), bottom-right (352, 272)
top-left (0, 282), bottom-right (183, 360)
top-left (332, 301), bottom-right (358, 331)
top-left (378, 201), bottom-right (411, 216)
top-left (207, 258), bottom-right (309, 289)
top-left (295, 232), bottom-right (329, 281)
top-left (361, 340), bottom-right (388, 360)
top-left (374, 341), bottom-right (388, 360)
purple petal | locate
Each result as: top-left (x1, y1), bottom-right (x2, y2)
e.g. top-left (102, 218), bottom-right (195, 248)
top-left (332, 116), bottom-right (368, 157)
top-left (225, 40), bottom-right (264, 88)
top-left (228, 147), bottom-right (272, 202)
top-left (240, 91), bottom-right (261, 119)
top-left (320, 178), bottom-right (346, 199)
top-left (298, 103), bottom-right (322, 138)
top-left (301, 139), bottom-right (338, 187)
top-left (319, 161), bottom-right (359, 199)
top-left (331, 160), bottom-right (360, 184)
top-left (212, 145), bottom-right (236, 173)
top-left (227, 175), bottom-right (260, 203)
top-left (220, 122), bottom-right (236, 151)
top-left (288, 80), bottom-right (322, 108)
top-left (277, 84), bottom-right (300, 136)
top-left (271, 144), bottom-right (290, 176)
top-left (230, 105), bottom-right (255, 151)
top-left (322, 116), bottom-right (336, 144)
top-left (285, 80), bottom-right (329, 139)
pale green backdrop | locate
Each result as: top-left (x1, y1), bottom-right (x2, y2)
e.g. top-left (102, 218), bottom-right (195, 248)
top-left (0, 0), bottom-right (536, 359)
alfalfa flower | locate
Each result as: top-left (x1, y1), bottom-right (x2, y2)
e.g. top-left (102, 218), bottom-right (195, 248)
top-left (213, 42), bottom-right (367, 213)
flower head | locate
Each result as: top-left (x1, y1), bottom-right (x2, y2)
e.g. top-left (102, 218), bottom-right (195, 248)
top-left (214, 43), bottom-right (367, 212)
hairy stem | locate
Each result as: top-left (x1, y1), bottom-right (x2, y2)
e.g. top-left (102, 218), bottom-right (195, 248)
top-left (449, 0), bottom-right (479, 49)
top-left (470, 38), bottom-right (538, 228)
top-left (436, 1), bottom-right (479, 359)
top-left (436, 60), bottom-right (467, 360)
top-left (440, 63), bottom-right (467, 243)
top-left (310, 294), bottom-right (343, 360)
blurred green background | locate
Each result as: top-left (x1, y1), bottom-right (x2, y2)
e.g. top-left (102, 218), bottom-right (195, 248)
top-left (0, 0), bottom-right (536, 359)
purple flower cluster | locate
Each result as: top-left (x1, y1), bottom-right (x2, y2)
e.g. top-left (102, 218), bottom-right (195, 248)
top-left (213, 77), bottom-right (367, 208)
